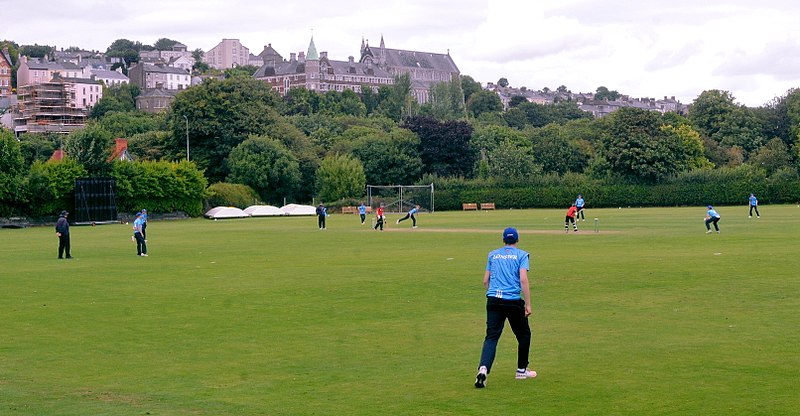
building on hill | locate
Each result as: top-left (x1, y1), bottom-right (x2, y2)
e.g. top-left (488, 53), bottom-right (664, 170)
top-left (13, 79), bottom-right (89, 135)
top-left (127, 62), bottom-right (191, 91)
top-left (359, 35), bottom-right (460, 103)
top-left (89, 69), bottom-right (129, 87)
top-left (204, 39), bottom-right (251, 69)
top-left (254, 37), bottom-right (394, 96)
top-left (0, 47), bottom-right (12, 97)
top-left (257, 44), bottom-right (283, 66)
top-left (135, 84), bottom-right (177, 113)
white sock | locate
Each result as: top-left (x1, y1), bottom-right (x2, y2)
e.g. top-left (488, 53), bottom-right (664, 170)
top-left (479, 366), bottom-right (488, 374)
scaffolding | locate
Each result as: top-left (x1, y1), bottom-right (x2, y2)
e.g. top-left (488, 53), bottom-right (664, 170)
top-left (14, 81), bottom-right (87, 134)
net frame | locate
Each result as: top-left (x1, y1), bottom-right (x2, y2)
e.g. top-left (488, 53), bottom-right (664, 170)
top-left (366, 184), bottom-right (434, 213)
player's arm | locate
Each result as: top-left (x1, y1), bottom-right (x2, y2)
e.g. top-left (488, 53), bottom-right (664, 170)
top-left (483, 270), bottom-right (491, 290)
top-left (520, 268), bottom-right (531, 317)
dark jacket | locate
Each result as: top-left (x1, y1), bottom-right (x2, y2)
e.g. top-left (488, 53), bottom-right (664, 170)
top-left (55, 216), bottom-right (70, 235)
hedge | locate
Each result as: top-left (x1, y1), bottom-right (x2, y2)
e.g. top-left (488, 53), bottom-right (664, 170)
top-left (431, 167), bottom-right (800, 210)
top-left (111, 160), bottom-right (208, 217)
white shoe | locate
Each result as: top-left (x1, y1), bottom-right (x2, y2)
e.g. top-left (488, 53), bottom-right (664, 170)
top-left (749, 216), bottom-right (752, 218)
top-left (475, 366), bottom-right (488, 388)
top-left (140, 253), bottom-right (148, 257)
top-left (516, 369), bottom-right (537, 379)
top-left (412, 226), bottom-right (417, 229)
top-left (396, 220), bottom-right (400, 224)
top-left (706, 230), bottom-right (712, 234)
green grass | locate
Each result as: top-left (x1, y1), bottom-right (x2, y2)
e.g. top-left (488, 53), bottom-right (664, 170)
top-left (2, 205), bottom-right (799, 415)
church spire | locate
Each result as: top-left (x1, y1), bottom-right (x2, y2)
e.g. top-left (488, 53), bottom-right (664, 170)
top-left (307, 35), bottom-right (319, 61)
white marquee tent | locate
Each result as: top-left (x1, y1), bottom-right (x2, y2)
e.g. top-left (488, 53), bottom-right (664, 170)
top-left (204, 206), bottom-right (250, 219)
top-left (244, 205), bottom-right (286, 216)
top-left (280, 204), bottom-right (316, 216)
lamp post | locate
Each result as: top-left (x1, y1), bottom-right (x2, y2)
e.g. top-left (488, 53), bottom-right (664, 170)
top-left (183, 115), bottom-right (189, 161)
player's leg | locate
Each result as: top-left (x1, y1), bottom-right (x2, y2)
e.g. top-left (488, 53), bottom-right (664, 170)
top-left (506, 300), bottom-right (532, 373)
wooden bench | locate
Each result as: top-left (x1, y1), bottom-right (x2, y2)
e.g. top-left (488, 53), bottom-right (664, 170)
top-left (480, 203), bottom-right (496, 210)
top-left (462, 203), bottom-right (478, 211)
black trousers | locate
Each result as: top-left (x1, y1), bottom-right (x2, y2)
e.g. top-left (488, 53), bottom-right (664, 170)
top-left (705, 217), bottom-right (720, 231)
top-left (141, 222), bottom-right (147, 239)
top-left (318, 215), bottom-right (326, 229)
top-left (749, 205), bottom-right (760, 216)
top-left (374, 217), bottom-right (384, 230)
top-left (360, 213), bottom-right (366, 224)
top-left (398, 213), bottom-right (416, 226)
top-left (135, 232), bottom-right (147, 255)
top-left (58, 234), bottom-right (71, 258)
top-left (576, 207), bottom-right (585, 220)
top-left (479, 297), bottom-right (530, 373)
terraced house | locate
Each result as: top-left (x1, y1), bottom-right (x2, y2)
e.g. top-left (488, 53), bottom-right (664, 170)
top-left (0, 47), bottom-right (12, 97)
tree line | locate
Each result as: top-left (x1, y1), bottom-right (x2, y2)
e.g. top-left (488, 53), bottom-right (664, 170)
top-left (3, 65), bottom-right (800, 216)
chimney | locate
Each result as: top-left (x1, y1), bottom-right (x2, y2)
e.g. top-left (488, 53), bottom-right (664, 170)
top-left (298, 51), bottom-right (305, 63)
top-left (349, 56), bottom-right (354, 64)
top-left (320, 51), bottom-right (327, 59)
top-left (290, 53), bottom-right (296, 63)
top-left (155, 82), bottom-right (164, 90)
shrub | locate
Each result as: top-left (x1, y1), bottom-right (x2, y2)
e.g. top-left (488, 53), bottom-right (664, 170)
top-left (205, 182), bottom-right (260, 210)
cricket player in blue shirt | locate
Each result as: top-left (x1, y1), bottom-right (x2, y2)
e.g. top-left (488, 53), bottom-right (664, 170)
top-left (575, 194), bottom-right (586, 221)
top-left (705, 205), bottom-right (721, 233)
top-left (475, 227), bottom-right (537, 388)
top-left (748, 194), bottom-right (760, 218)
top-left (396, 205), bottom-right (420, 228)
top-left (133, 212), bottom-right (148, 256)
top-left (358, 203), bottom-right (367, 225)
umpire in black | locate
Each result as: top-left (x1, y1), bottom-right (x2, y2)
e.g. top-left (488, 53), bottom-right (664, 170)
top-left (55, 210), bottom-right (72, 259)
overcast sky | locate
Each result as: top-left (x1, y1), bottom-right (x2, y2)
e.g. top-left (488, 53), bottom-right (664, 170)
top-left (4, 0), bottom-right (800, 106)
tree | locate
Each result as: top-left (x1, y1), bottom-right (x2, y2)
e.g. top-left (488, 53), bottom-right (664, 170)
top-left (485, 139), bottom-right (541, 180)
top-left (90, 83), bottom-right (141, 119)
top-left (461, 75), bottom-right (482, 104)
top-left (19, 44), bottom-right (52, 59)
top-left (154, 38), bottom-right (180, 51)
top-left (168, 76), bottom-right (285, 182)
top-left (689, 90), bottom-right (737, 138)
top-left (660, 124), bottom-right (713, 170)
top-left (749, 138), bottom-right (792, 175)
top-left (594, 86), bottom-right (621, 101)
top-left (315, 154), bottom-right (366, 202)
top-left (423, 78), bottom-right (465, 120)
top-left (404, 115), bottom-right (475, 177)
top-left (497, 77), bottom-right (509, 88)
top-left (466, 90), bottom-right (502, 118)
top-left (508, 95), bottom-right (527, 108)
top-left (226, 135), bottom-right (302, 203)
top-left (24, 158), bottom-right (87, 216)
top-left (63, 123), bottom-right (115, 175)
top-left (599, 108), bottom-right (687, 183)
top-left (349, 127), bottom-right (423, 185)
top-left (96, 111), bottom-right (164, 138)
top-left (105, 39), bottom-right (142, 67)
top-left (530, 124), bottom-right (592, 174)
top-left (18, 132), bottom-right (59, 166)
top-left (224, 65), bottom-right (260, 79)
top-left (0, 129), bottom-right (25, 213)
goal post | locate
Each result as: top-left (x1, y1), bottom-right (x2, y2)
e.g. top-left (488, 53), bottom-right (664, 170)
top-left (366, 184), bottom-right (434, 213)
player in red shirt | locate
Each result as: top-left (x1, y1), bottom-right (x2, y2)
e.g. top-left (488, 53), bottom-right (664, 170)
top-left (565, 204), bottom-right (578, 233)
top-left (373, 203), bottom-right (386, 231)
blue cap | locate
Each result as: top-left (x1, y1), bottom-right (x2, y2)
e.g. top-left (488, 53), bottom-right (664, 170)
top-left (136, 211), bottom-right (143, 216)
top-left (707, 205), bottom-right (713, 209)
top-left (503, 227), bottom-right (519, 243)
